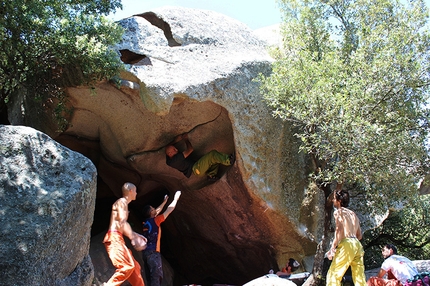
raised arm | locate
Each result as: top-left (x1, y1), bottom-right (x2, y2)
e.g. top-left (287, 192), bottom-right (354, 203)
top-left (326, 210), bottom-right (341, 260)
top-left (170, 133), bottom-right (185, 145)
top-left (155, 195), bottom-right (169, 216)
top-left (162, 191), bottom-right (181, 219)
top-left (182, 134), bottom-right (193, 158)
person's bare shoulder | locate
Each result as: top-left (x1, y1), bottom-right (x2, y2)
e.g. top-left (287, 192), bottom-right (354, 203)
top-left (112, 198), bottom-right (127, 211)
top-left (333, 208), bottom-right (340, 218)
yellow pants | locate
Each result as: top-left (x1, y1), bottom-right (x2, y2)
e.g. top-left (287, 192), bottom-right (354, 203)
top-left (326, 238), bottom-right (366, 286)
top-left (192, 150), bottom-right (231, 177)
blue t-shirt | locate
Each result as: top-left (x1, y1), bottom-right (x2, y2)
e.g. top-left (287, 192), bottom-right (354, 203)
top-left (143, 215), bottom-right (165, 252)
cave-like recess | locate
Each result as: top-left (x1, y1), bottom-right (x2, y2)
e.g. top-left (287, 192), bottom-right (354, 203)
top-left (55, 95), bottom-right (284, 285)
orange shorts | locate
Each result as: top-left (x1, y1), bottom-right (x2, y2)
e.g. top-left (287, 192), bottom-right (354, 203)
top-left (103, 231), bottom-right (144, 286)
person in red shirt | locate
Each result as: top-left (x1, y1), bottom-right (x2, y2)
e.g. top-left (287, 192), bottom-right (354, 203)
top-left (276, 258), bottom-right (300, 278)
top-left (141, 191), bottom-right (181, 286)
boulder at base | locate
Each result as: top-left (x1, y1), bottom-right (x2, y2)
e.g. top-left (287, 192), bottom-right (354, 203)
top-left (0, 125), bottom-right (97, 286)
top-left (243, 274), bottom-right (298, 286)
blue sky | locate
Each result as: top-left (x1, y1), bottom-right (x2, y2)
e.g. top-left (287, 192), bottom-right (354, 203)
top-left (110, 0), bottom-right (430, 30)
top-left (109, 0), bottom-right (282, 30)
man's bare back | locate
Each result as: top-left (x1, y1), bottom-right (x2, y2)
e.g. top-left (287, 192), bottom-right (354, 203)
top-left (326, 190), bottom-right (363, 260)
top-left (326, 189), bottom-right (366, 286)
top-left (334, 207), bottom-right (362, 240)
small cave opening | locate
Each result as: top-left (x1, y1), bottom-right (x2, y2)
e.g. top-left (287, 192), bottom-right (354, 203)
top-left (119, 49), bottom-right (150, 65)
top-left (134, 12), bottom-right (181, 47)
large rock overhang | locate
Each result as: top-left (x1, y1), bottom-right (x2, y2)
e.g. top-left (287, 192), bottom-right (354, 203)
top-left (12, 6), bottom-right (324, 285)
top-left (56, 76), bottom-right (316, 284)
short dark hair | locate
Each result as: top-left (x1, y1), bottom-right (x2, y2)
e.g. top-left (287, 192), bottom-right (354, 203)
top-left (288, 258), bottom-right (300, 272)
top-left (385, 244), bottom-right (398, 254)
top-left (335, 190), bottom-right (350, 207)
top-left (142, 205), bottom-right (153, 219)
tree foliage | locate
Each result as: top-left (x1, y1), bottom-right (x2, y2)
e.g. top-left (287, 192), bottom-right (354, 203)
top-left (0, 0), bottom-right (124, 122)
top-left (260, 0), bottom-right (430, 204)
top-left (259, 0), bottom-right (430, 283)
top-left (362, 194), bottom-right (430, 269)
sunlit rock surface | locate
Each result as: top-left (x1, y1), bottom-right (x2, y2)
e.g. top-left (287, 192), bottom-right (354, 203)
top-left (0, 125), bottom-right (96, 286)
top-left (58, 7), bottom-right (317, 285)
top-left (5, 6), bottom-right (390, 286)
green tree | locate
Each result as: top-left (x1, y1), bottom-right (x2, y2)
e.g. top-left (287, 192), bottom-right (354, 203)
top-left (0, 0), bottom-right (124, 126)
top-left (259, 0), bottom-right (430, 284)
top-left (362, 194), bottom-right (430, 269)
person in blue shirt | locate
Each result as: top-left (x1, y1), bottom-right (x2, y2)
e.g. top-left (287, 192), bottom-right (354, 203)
top-left (141, 191), bottom-right (181, 286)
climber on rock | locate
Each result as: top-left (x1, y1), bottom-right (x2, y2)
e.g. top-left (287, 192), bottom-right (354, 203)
top-left (165, 133), bottom-right (235, 181)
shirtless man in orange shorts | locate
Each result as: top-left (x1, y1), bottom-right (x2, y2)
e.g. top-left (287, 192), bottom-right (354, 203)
top-left (103, 182), bottom-right (147, 286)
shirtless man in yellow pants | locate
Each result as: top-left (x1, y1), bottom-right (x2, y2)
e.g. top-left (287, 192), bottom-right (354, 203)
top-left (325, 189), bottom-right (366, 286)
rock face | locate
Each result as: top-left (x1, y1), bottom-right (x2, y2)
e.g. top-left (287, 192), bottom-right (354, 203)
top-left (414, 260), bottom-right (430, 273)
top-left (5, 6), bottom-right (390, 286)
top-left (42, 7), bottom-right (317, 285)
top-left (0, 125), bottom-right (97, 285)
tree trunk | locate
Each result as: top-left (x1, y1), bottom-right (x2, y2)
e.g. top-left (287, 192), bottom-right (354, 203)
top-left (308, 183), bottom-right (335, 286)
top-left (0, 92), bottom-right (11, 125)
